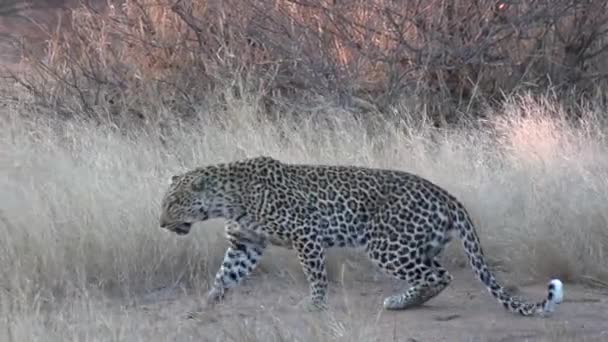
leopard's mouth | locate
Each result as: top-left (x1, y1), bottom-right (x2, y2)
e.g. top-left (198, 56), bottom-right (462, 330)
top-left (173, 222), bottom-right (192, 235)
top-left (162, 222), bottom-right (192, 235)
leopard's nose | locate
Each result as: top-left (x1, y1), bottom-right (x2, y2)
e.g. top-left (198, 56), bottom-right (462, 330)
top-left (159, 213), bottom-right (170, 228)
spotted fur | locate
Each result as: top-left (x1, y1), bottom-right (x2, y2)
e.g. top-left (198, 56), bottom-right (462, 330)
top-left (159, 156), bottom-right (563, 316)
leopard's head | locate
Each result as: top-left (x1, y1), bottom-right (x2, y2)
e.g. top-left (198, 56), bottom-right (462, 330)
top-left (159, 166), bottom-right (234, 235)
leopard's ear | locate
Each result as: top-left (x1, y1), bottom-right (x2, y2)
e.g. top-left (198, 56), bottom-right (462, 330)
top-left (169, 175), bottom-right (180, 185)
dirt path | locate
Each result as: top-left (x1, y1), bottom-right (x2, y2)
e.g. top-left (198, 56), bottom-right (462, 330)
top-left (128, 269), bottom-right (607, 342)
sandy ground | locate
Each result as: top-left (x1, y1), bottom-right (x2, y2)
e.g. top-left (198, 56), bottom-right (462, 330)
top-left (83, 264), bottom-right (606, 342)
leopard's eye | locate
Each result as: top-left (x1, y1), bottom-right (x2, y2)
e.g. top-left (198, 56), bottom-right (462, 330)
top-left (192, 178), bottom-right (206, 192)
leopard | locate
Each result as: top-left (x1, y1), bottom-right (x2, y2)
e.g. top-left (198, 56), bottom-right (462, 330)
top-left (159, 156), bottom-right (564, 316)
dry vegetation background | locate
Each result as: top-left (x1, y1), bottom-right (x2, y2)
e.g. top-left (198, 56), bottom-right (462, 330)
top-left (1, 0), bottom-right (608, 341)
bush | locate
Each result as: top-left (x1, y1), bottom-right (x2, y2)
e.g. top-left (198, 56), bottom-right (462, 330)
top-left (4, 0), bottom-right (608, 125)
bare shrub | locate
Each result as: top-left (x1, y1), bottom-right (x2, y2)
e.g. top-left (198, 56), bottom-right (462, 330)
top-left (3, 0), bottom-right (608, 125)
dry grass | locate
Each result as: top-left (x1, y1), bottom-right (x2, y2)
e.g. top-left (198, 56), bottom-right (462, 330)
top-left (1, 92), bottom-right (608, 340)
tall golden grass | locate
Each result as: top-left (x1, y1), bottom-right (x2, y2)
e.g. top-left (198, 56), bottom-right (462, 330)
top-left (2, 90), bottom-right (607, 295)
top-left (1, 86), bottom-right (608, 339)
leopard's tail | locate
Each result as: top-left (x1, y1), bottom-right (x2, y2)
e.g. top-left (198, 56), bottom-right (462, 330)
top-left (453, 207), bottom-right (563, 316)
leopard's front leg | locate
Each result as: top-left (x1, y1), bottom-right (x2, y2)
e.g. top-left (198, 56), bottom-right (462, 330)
top-left (206, 221), bottom-right (267, 304)
top-left (293, 234), bottom-right (329, 311)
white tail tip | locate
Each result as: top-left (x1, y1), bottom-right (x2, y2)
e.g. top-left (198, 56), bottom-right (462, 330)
top-left (549, 279), bottom-right (564, 304)
top-left (543, 279), bottom-right (564, 315)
